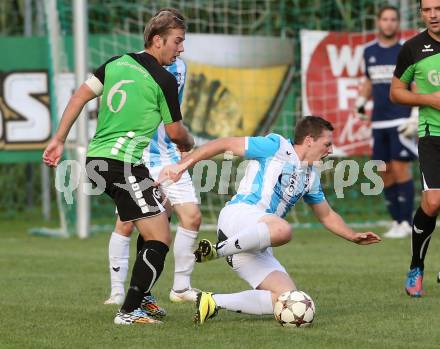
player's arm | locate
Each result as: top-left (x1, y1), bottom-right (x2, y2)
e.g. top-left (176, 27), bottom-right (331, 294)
top-left (390, 77), bottom-right (440, 109)
top-left (355, 77), bottom-right (372, 120)
top-left (164, 121), bottom-right (194, 152)
top-left (390, 43), bottom-right (440, 110)
top-left (354, 51), bottom-right (372, 119)
top-left (309, 201), bottom-right (381, 245)
top-left (158, 137), bottom-right (245, 183)
top-left (43, 83), bottom-right (97, 167)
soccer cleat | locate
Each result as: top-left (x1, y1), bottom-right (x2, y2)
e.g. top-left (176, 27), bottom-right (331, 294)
top-left (193, 292), bottom-right (218, 325)
top-left (405, 267), bottom-right (425, 297)
top-left (437, 272), bottom-right (440, 284)
top-left (140, 294), bottom-right (167, 319)
top-left (104, 293), bottom-right (125, 305)
top-left (169, 287), bottom-right (201, 303)
top-left (194, 239), bottom-right (218, 263)
top-left (114, 308), bottom-right (162, 325)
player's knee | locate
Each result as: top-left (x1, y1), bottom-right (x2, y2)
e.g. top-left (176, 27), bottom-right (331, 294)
top-left (178, 207), bottom-right (202, 231)
top-left (116, 221), bottom-right (135, 236)
top-left (271, 287), bottom-right (296, 304)
top-left (273, 221), bottom-right (292, 244)
top-left (423, 197), bottom-right (440, 216)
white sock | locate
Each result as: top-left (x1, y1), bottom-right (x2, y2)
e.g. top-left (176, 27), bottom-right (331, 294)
top-left (213, 290), bottom-right (273, 315)
top-left (217, 223), bottom-right (270, 257)
top-left (108, 232), bottom-right (130, 296)
top-left (172, 226), bottom-right (197, 291)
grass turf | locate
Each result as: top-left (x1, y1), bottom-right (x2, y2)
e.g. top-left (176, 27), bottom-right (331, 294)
top-left (1, 215), bottom-right (439, 349)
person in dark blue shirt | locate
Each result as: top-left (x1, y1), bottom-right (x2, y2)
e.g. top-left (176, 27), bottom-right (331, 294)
top-left (356, 5), bottom-right (417, 238)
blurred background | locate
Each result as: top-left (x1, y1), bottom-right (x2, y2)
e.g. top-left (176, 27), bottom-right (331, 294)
top-left (0, 0), bottom-right (422, 237)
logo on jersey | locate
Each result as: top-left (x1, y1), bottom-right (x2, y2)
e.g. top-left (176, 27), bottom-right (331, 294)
top-left (368, 56), bottom-right (376, 63)
top-left (422, 44), bottom-right (434, 52)
top-left (280, 170), bottom-right (310, 197)
top-left (428, 70), bottom-right (440, 86)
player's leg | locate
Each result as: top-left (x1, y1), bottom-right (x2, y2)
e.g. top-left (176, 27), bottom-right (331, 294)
top-left (195, 248), bottom-right (294, 324)
top-left (389, 159), bottom-right (414, 236)
top-left (86, 158), bottom-right (166, 324)
top-left (169, 202), bottom-right (201, 302)
top-left (406, 136), bottom-right (440, 297)
top-left (373, 128), bottom-right (401, 237)
top-left (195, 205), bottom-right (291, 262)
top-left (118, 213), bottom-right (171, 322)
top-left (135, 198), bottom-right (172, 318)
top-left (105, 216), bottom-right (135, 305)
top-left (160, 170), bottom-right (202, 302)
top-left (210, 272), bottom-right (295, 315)
top-left (388, 128), bottom-right (417, 237)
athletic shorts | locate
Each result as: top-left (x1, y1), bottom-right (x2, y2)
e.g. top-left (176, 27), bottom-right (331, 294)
top-left (148, 166), bottom-right (198, 206)
top-left (86, 157), bottom-right (166, 222)
top-left (418, 136), bottom-right (440, 190)
top-left (217, 203), bottom-right (287, 289)
top-left (371, 126), bottom-right (417, 162)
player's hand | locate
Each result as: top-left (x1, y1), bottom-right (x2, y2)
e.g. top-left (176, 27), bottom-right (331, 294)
top-left (42, 137), bottom-right (65, 168)
top-left (351, 232), bottom-right (381, 245)
top-left (429, 91), bottom-right (440, 111)
top-left (157, 159), bottom-right (193, 186)
top-left (354, 96), bottom-right (368, 121)
top-left (398, 108), bottom-right (418, 138)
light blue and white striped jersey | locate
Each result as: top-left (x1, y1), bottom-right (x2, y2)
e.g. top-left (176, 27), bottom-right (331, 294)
top-left (228, 133), bottom-right (325, 218)
top-left (143, 57), bottom-right (186, 167)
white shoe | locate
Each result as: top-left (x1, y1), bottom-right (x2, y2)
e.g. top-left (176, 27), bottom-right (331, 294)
top-left (104, 293), bottom-right (125, 305)
top-left (169, 288), bottom-right (200, 303)
top-left (399, 221), bottom-right (412, 237)
top-left (383, 221), bottom-right (410, 239)
top-left (383, 221), bottom-right (399, 238)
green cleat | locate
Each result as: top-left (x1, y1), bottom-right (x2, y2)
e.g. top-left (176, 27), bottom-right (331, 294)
top-left (194, 239), bottom-right (219, 263)
top-left (193, 292), bottom-right (218, 324)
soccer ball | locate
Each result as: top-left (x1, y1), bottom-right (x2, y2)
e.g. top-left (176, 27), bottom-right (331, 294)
top-left (273, 290), bottom-right (315, 328)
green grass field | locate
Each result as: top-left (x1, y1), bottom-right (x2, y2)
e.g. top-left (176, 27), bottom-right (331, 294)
top-left (1, 214), bottom-right (440, 349)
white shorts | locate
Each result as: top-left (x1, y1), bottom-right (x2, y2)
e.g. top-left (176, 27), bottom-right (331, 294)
top-left (148, 166), bottom-right (198, 206)
top-left (217, 203), bottom-right (287, 289)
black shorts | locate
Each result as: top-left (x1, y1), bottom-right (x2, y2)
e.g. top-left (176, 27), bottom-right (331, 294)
top-left (86, 157), bottom-right (166, 221)
top-left (418, 136), bottom-right (440, 190)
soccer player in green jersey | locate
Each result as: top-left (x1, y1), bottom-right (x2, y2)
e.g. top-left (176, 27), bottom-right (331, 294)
top-left (43, 9), bottom-right (194, 324)
top-left (390, 0), bottom-right (440, 297)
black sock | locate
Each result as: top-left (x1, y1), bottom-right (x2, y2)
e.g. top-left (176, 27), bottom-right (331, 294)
top-left (121, 240), bottom-right (169, 313)
top-left (136, 234), bottom-right (144, 255)
top-left (410, 207), bottom-right (437, 270)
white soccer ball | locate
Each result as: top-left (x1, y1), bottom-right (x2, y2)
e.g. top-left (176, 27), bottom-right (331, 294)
top-left (273, 290), bottom-right (315, 328)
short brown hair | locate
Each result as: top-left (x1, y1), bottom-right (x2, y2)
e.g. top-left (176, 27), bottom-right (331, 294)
top-left (377, 5), bottom-right (400, 20)
top-left (144, 8), bottom-right (186, 48)
top-left (294, 116), bottom-right (334, 145)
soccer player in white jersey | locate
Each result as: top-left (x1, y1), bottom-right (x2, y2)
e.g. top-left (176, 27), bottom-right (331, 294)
top-left (104, 9), bottom-right (201, 313)
top-left (159, 116), bottom-right (381, 324)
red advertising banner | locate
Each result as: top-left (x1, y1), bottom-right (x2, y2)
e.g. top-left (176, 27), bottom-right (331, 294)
top-left (301, 30), bottom-right (418, 156)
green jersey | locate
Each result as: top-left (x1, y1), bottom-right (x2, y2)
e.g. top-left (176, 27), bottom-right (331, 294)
top-left (87, 52), bottom-right (182, 163)
top-left (394, 30), bottom-right (440, 137)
